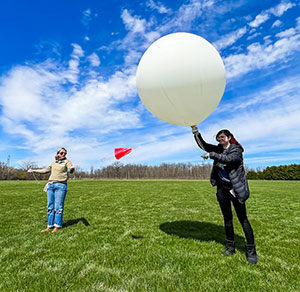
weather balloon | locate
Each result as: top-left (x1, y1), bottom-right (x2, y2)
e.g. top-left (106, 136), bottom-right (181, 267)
top-left (136, 32), bottom-right (226, 126)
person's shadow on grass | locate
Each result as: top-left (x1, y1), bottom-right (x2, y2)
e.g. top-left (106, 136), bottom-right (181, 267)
top-left (62, 217), bottom-right (90, 228)
top-left (159, 220), bottom-right (245, 252)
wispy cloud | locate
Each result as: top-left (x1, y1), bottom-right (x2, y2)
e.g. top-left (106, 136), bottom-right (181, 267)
top-left (272, 19), bottom-right (283, 28)
top-left (146, 0), bottom-right (171, 14)
top-left (249, 1), bottom-right (295, 28)
top-left (213, 27), bottom-right (247, 50)
top-left (81, 8), bottom-right (93, 28)
top-left (116, 0), bottom-right (218, 66)
top-left (121, 9), bottom-right (147, 34)
top-left (225, 18), bottom-right (300, 79)
top-left (158, 0), bottom-right (214, 33)
top-left (217, 75), bottom-right (300, 114)
top-left (87, 52), bottom-right (100, 67)
top-left (66, 44), bottom-right (85, 83)
top-left (249, 13), bottom-right (270, 28)
top-left (0, 45), bottom-right (140, 162)
top-left (269, 1), bottom-right (295, 17)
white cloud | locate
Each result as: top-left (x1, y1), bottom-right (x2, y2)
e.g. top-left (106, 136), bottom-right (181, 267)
top-left (0, 48), bottom-right (141, 163)
top-left (247, 32), bottom-right (261, 40)
top-left (214, 27), bottom-right (247, 50)
top-left (65, 44), bottom-right (85, 83)
top-left (110, 0), bottom-right (218, 67)
top-left (224, 21), bottom-right (300, 79)
top-left (119, 0), bottom-right (246, 54)
top-left (121, 9), bottom-right (147, 34)
top-left (87, 52), bottom-right (101, 66)
top-left (249, 13), bottom-right (270, 28)
top-left (160, 0), bottom-right (214, 32)
top-left (248, 1), bottom-right (295, 28)
top-left (269, 1), bottom-right (295, 17)
top-left (144, 31), bottom-right (161, 43)
top-left (71, 43), bottom-right (84, 59)
top-left (272, 19), bottom-right (283, 28)
top-left (217, 76), bottom-right (300, 114)
top-left (146, 0), bottom-right (171, 14)
top-left (124, 50), bottom-right (142, 67)
top-left (0, 62), bottom-right (62, 121)
top-left (276, 27), bottom-right (297, 38)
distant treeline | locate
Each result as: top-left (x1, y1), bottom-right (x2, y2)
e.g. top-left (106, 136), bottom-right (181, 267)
top-left (86, 162), bottom-right (212, 179)
top-left (0, 161), bottom-right (212, 180)
top-left (247, 164), bottom-right (300, 180)
top-left (1, 160), bottom-right (299, 180)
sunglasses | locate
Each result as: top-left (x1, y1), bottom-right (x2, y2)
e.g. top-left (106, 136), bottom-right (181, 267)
top-left (59, 152), bottom-right (67, 155)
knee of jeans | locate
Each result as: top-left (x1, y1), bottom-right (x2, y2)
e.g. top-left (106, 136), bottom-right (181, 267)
top-left (55, 208), bottom-right (63, 214)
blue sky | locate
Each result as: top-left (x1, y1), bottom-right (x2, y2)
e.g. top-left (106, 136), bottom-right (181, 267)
top-left (0, 0), bottom-right (299, 170)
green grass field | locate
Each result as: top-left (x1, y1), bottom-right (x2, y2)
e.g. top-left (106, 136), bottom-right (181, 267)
top-left (1, 180), bottom-right (299, 292)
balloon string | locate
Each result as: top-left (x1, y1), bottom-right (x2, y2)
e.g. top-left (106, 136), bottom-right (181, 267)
top-left (32, 172), bottom-right (40, 184)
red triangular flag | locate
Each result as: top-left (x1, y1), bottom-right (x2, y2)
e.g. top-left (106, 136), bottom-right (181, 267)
top-left (114, 148), bottom-right (132, 160)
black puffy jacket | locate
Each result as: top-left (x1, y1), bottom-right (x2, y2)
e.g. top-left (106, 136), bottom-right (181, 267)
top-left (194, 132), bottom-right (250, 203)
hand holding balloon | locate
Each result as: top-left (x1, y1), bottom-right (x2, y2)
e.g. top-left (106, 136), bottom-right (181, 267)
top-left (191, 125), bottom-right (199, 135)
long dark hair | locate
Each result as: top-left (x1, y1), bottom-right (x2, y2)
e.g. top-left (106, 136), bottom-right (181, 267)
top-left (216, 129), bottom-right (243, 150)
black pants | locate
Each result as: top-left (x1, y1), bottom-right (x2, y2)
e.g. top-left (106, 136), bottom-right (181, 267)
top-left (217, 186), bottom-right (255, 244)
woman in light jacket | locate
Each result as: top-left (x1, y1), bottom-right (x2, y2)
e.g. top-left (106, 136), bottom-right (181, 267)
top-left (192, 126), bottom-right (258, 265)
top-left (28, 148), bottom-right (75, 233)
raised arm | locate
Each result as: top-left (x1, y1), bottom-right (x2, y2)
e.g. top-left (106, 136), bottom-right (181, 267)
top-left (191, 126), bottom-right (219, 152)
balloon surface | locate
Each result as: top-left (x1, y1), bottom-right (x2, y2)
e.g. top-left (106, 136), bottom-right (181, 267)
top-left (136, 32), bottom-right (226, 126)
top-left (114, 148), bottom-right (132, 160)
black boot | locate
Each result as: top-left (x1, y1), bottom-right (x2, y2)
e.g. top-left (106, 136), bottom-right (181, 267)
top-left (222, 239), bottom-right (235, 256)
top-left (245, 244), bottom-right (258, 265)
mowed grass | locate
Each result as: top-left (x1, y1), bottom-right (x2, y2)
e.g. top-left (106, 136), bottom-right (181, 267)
top-left (0, 180), bottom-right (299, 292)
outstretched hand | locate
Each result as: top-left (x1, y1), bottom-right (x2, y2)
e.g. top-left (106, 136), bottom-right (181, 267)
top-left (201, 153), bottom-right (210, 160)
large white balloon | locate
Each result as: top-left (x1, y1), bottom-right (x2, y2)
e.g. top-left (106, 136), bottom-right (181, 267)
top-left (136, 32), bottom-right (226, 126)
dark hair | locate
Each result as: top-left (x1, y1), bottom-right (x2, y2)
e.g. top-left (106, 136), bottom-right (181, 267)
top-left (55, 147), bottom-right (67, 160)
top-left (216, 129), bottom-right (243, 149)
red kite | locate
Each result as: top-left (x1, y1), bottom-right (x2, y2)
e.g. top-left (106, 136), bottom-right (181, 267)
top-left (114, 148), bottom-right (132, 160)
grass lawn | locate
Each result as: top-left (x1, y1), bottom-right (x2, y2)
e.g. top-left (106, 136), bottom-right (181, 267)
top-left (0, 180), bottom-right (299, 292)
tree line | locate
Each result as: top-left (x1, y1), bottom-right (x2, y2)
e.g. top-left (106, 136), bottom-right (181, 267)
top-left (0, 161), bottom-right (212, 180)
top-left (1, 159), bottom-right (299, 180)
top-left (246, 164), bottom-right (300, 180)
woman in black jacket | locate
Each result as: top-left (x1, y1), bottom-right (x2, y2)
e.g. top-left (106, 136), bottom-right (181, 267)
top-left (192, 126), bottom-right (258, 265)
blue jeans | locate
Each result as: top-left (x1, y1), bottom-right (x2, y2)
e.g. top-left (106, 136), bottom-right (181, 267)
top-left (47, 183), bottom-right (68, 228)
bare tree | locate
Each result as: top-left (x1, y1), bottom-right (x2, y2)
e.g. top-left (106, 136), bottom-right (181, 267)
top-left (19, 160), bottom-right (38, 171)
